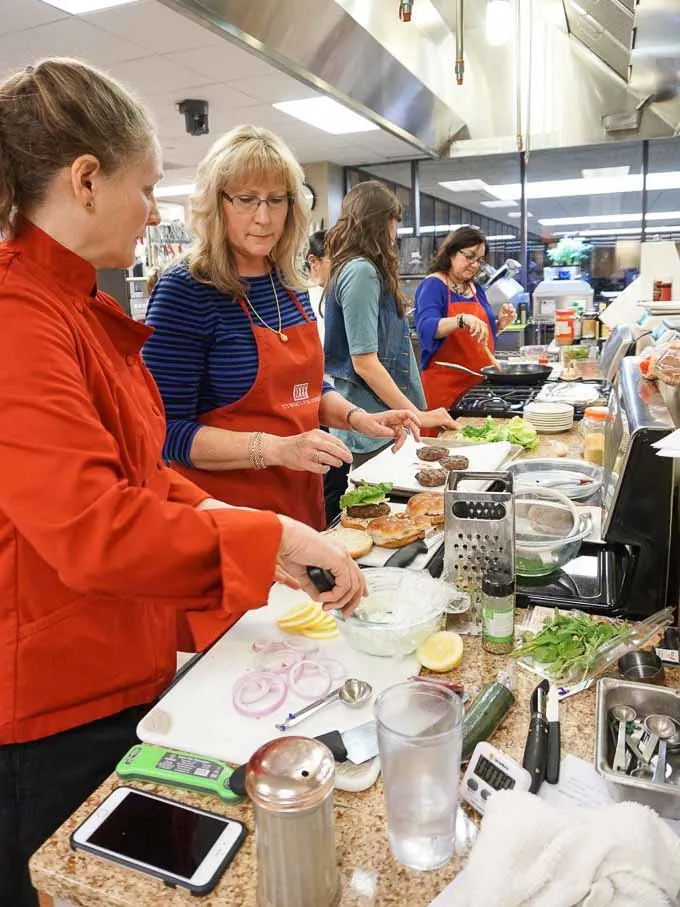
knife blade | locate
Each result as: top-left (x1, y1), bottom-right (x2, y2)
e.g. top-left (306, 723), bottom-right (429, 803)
top-left (522, 679), bottom-right (550, 794)
top-left (546, 683), bottom-right (561, 784)
top-left (384, 539), bottom-right (428, 568)
top-left (227, 721), bottom-right (378, 797)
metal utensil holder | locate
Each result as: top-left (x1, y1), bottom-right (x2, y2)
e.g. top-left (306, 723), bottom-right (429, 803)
top-left (444, 471), bottom-right (515, 635)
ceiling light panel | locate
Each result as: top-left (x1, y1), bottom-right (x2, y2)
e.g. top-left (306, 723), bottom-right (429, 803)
top-left (540, 210), bottom-right (680, 227)
top-left (273, 98), bottom-right (379, 134)
top-left (486, 171), bottom-right (680, 201)
top-left (581, 166), bottom-right (630, 180)
top-left (41, 0), bottom-right (137, 11)
top-left (480, 200), bottom-right (518, 208)
top-left (155, 184), bottom-right (195, 198)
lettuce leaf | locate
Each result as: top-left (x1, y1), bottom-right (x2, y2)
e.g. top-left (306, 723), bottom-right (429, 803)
top-left (340, 481), bottom-right (394, 510)
top-left (461, 416), bottom-right (538, 450)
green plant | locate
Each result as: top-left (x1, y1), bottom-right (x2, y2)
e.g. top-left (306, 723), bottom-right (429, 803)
top-left (547, 236), bottom-right (592, 267)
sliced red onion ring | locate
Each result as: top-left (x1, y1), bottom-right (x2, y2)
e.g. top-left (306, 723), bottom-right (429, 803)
top-left (288, 661), bottom-right (332, 700)
top-left (232, 671), bottom-right (287, 717)
top-left (251, 640), bottom-right (289, 655)
top-left (316, 658), bottom-right (347, 683)
top-left (284, 639), bottom-right (319, 657)
top-left (257, 650), bottom-right (304, 675)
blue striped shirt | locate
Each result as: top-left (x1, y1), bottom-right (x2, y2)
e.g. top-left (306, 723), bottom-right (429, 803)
top-left (143, 262), bottom-right (331, 466)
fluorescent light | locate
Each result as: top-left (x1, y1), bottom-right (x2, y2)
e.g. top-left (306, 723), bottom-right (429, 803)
top-left (486, 170), bottom-right (680, 201)
top-left (581, 166), bottom-right (630, 180)
top-left (508, 211), bottom-right (533, 218)
top-left (539, 209), bottom-right (680, 227)
top-left (480, 200), bottom-right (518, 208)
top-left (41, 0), bottom-right (137, 11)
top-left (155, 183), bottom-right (195, 198)
top-left (486, 234), bottom-right (517, 240)
top-left (439, 179), bottom-right (500, 194)
top-left (273, 98), bottom-right (378, 134)
top-left (486, 0), bottom-right (513, 47)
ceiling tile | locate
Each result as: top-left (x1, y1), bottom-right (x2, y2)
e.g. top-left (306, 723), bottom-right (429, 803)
top-left (84, 0), bottom-right (223, 54)
top-left (229, 72), bottom-right (319, 104)
top-left (0, 17), bottom-right (147, 77)
top-left (166, 42), bottom-right (277, 83)
top-left (108, 56), bottom-right (211, 95)
top-left (0, 0), bottom-right (66, 33)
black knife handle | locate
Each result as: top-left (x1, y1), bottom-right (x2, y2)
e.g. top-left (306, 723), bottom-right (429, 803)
top-left (306, 566), bottom-right (336, 594)
top-left (228, 731), bottom-right (348, 797)
top-left (384, 539), bottom-right (428, 568)
top-left (522, 715), bottom-right (549, 794)
top-left (546, 721), bottom-right (561, 784)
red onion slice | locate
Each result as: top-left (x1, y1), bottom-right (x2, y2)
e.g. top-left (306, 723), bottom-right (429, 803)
top-left (284, 639), bottom-right (319, 657)
top-left (232, 671), bottom-right (287, 717)
top-left (251, 640), bottom-right (289, 655)
top-left (288, 661), bottom-right (332, 700)
top-left (257, 650), bottom-right (304, 675)
top-left (317, 658), bottom-right (347, 683)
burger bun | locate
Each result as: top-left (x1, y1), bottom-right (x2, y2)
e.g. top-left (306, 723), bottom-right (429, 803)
top-left (324, 526), bottom-right (374, 559)
top-left (406, 492), bottom-right (445, 527)
top-left (367, 512), bottom-right (428, 549)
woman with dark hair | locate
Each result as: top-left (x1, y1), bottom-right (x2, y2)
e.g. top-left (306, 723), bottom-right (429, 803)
top-left (415, 226), bottom-right (516, 411)
top-left (305, 229), bottom-right (329, 342)
top-left (324, 181), bottom-right (457, 491)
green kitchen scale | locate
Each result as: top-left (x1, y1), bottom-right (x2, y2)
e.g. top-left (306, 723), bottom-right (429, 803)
top-left (116, 744), bottom-right (241, 802)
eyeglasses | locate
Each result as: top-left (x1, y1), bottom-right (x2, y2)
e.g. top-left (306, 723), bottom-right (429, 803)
top-left (222, 192), bottom-right (293, 213)
top-left (458, 250), bottom-right (486, 267)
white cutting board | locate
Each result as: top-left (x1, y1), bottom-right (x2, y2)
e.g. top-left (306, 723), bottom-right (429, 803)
top-left (350, 434), bottom-right (512, 495)
top-left (137, 584), bottom-right (418, 766)
top-left (354, 502), bottom-right (443, 569)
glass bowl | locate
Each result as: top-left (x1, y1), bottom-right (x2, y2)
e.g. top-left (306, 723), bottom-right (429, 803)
top-left (514, 485), bottom-right (592, 577)
top-left (334, 568), bottom-right (451, 657)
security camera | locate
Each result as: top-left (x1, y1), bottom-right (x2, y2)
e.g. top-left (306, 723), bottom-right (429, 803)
top-left (177, 99), bottom-right (209, 136)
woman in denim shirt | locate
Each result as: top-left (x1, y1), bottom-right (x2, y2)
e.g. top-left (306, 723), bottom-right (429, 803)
top-left (324, 181), bottom-right (457, 504)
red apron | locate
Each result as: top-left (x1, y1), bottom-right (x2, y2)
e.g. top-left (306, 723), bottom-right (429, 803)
top-left (421, 284), bottom-right (495, 412)
top-left (172, 288), bottom-right (326, 531)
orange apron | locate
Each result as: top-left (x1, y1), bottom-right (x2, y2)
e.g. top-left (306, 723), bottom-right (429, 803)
top-left (172, 288), bottom-right (326, 531)
top-left (421, 284), bottom-right (495, 412)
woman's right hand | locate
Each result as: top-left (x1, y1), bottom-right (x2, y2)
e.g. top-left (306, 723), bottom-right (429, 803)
top-left (276, 515), bottom-right (366, 614)
top-left (419, 408), bottom-right (460, 431)
top-left (266, 430), bottom-right (353, 475)
top-left (459, 313), bottom-right (489, 344)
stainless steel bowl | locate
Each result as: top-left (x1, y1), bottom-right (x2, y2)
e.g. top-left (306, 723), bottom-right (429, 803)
top-left (617, 651), bottom-right (665, 685)
top-left (595, 677), bottom-right (680, 818)
top-left (507, 458), bottom-right (603, 502)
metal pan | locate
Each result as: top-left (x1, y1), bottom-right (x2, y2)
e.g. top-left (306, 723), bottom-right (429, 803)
top-left (434, 360), bottom-right (552, 386)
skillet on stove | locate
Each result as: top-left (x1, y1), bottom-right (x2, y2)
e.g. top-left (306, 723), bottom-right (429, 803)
top-left (434, 360), bottom-right (552, 386)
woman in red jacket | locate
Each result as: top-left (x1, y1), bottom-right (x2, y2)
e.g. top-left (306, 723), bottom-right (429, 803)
top-left (0, 59), bottom-right (364, 907)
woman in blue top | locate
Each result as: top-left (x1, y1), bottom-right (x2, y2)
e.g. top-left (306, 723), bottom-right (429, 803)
top-left (144, 127), bottom-right (417, 530)
top-left (324, 181), bottom-right (457, 497)
top-left (415, 226), bottom-right (516, 416)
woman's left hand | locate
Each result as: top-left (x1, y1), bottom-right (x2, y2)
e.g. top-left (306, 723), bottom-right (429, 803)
top-left (497, 304), bottom-right (516, 332)
top-left (350, 409), bottom-right (422, 452)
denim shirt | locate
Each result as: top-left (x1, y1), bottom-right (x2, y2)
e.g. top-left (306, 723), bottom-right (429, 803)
top-left (324, 257), bottom-right (425, 454)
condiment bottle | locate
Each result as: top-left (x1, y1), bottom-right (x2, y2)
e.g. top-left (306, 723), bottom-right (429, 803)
top-left (581, 311), bottom-right (598, 340)
top-left (481, 571), bottom-right (516, 655)
top-left (582, 405), bottom-right (608, 466)
top-left (555, 309), bottom-right (574, 346)
top-left (246, 737), bottom-right (340, 907)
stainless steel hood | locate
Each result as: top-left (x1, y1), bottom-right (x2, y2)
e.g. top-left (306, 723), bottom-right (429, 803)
top-left (160, 0), bottom-right (680, 158)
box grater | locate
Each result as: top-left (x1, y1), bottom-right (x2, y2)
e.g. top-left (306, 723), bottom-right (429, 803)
top-left (444, 471), bottom-right (515, 635)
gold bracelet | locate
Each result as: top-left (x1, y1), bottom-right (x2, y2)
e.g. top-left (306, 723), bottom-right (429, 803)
top-left (248, 431), bottom-right (267, 470)
top-left (346, 406), bottom-right (365, 429)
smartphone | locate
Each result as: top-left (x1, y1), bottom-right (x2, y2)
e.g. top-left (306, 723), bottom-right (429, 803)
top-left (70, 786), bottom-right (246, 895)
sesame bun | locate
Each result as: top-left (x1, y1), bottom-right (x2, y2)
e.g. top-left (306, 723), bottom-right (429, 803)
top-left (406, 492), bottom-right (445, 527)
top-left (367, 512), bottom-right (428, 549)
top-left (324, 526), bottom-right (374, 559)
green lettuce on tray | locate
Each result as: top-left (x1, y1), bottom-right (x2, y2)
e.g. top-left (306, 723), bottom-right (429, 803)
top-left (460, 416), bottom-right (539, 450)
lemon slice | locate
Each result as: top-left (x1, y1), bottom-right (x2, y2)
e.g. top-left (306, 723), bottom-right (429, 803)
top-left (301, 625), bottom-right (340, 640)
top-left (304, 613), bottom-right (337, 631)
top-left (416, 631), bottom-right (464, 673)
top-left (276, 600), bottom-right (322, 630)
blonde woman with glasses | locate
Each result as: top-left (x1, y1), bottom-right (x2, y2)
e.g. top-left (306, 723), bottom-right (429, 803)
top-left (415, 226), bottom-right (516, 420)
top-left (144, 126), bottom-right (418, 531)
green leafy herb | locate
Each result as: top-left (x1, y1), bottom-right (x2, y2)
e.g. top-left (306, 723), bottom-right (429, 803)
top-left (339, 481), bottom-right (393, 510)
top-left (461, 416), bottom-right (539, 450)
top-left (512, 609), bottom-right (630, 682)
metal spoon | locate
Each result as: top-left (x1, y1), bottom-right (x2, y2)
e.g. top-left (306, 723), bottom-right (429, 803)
top-left (434, 361), bottom-right (485, 379)
top-left (610, 705), bottom-right (636, 772)
top-left (646, 714), bottom-right (677, 785)
top-left (275, 678), bottom-right (373, 732)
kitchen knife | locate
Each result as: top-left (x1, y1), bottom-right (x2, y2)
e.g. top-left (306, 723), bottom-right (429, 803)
top-left (522, 679), bottom-right (550, 794)
top-left (384, 539), bottom-right (428, 568)
top-left (228, 721), bottom-right (378, 797)
top-left (306, 566), bottom-right (336, 593)
top-left (546, 684), bottom-right (561, 784)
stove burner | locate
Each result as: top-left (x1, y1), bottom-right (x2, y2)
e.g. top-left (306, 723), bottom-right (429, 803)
top-left (450, 379), bottom-right (609, 420)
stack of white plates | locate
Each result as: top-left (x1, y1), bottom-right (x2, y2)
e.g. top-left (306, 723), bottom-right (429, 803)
top-left (523, 401), bottom-right (574, 433)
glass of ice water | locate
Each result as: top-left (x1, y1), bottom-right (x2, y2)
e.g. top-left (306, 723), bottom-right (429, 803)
top-left (375, 679), bottom-right (463, 871)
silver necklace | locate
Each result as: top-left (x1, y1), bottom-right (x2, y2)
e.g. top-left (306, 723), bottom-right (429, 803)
top-left (243, 271), bottom-right (289, 343)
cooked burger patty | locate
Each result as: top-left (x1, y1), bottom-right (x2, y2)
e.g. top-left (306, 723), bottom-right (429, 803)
top-left (416, 468), bottom-right (447, 487)
top-left (440, 455), bottom-right (470, 471)
top-left (416, 445), bottom-right (449, 462)
top-left (346, 501), bottom-right (391, 519)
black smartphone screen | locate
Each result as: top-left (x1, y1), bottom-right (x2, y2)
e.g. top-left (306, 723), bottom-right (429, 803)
top-left (88, 792), bottom-right (228, 878)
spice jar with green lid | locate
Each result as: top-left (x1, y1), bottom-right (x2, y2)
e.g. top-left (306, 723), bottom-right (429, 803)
top-left (481, 571), bottom-right (516, 655)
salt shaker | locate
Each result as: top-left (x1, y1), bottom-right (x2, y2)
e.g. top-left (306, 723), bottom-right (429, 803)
top-left (246, 736), bottom-right (340, 907)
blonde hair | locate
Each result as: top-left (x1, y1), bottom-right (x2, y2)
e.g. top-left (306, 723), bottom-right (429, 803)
top-left (0, 58), bottom-right (154, 237)
top-left (186, 125), bottom-right (310, 296)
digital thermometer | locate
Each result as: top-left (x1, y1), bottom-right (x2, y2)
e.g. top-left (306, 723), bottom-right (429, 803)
top-left (460, 742), bottom-right (532, 815)
top-left (116, 744), bottom-right (241, 802)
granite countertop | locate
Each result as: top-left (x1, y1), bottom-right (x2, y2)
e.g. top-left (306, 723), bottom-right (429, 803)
top-left (30, 423), bottom-right (602, 907)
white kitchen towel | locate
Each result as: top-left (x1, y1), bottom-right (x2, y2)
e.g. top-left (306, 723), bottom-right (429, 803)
top-left (442, 790), bottom-right (680, 907)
